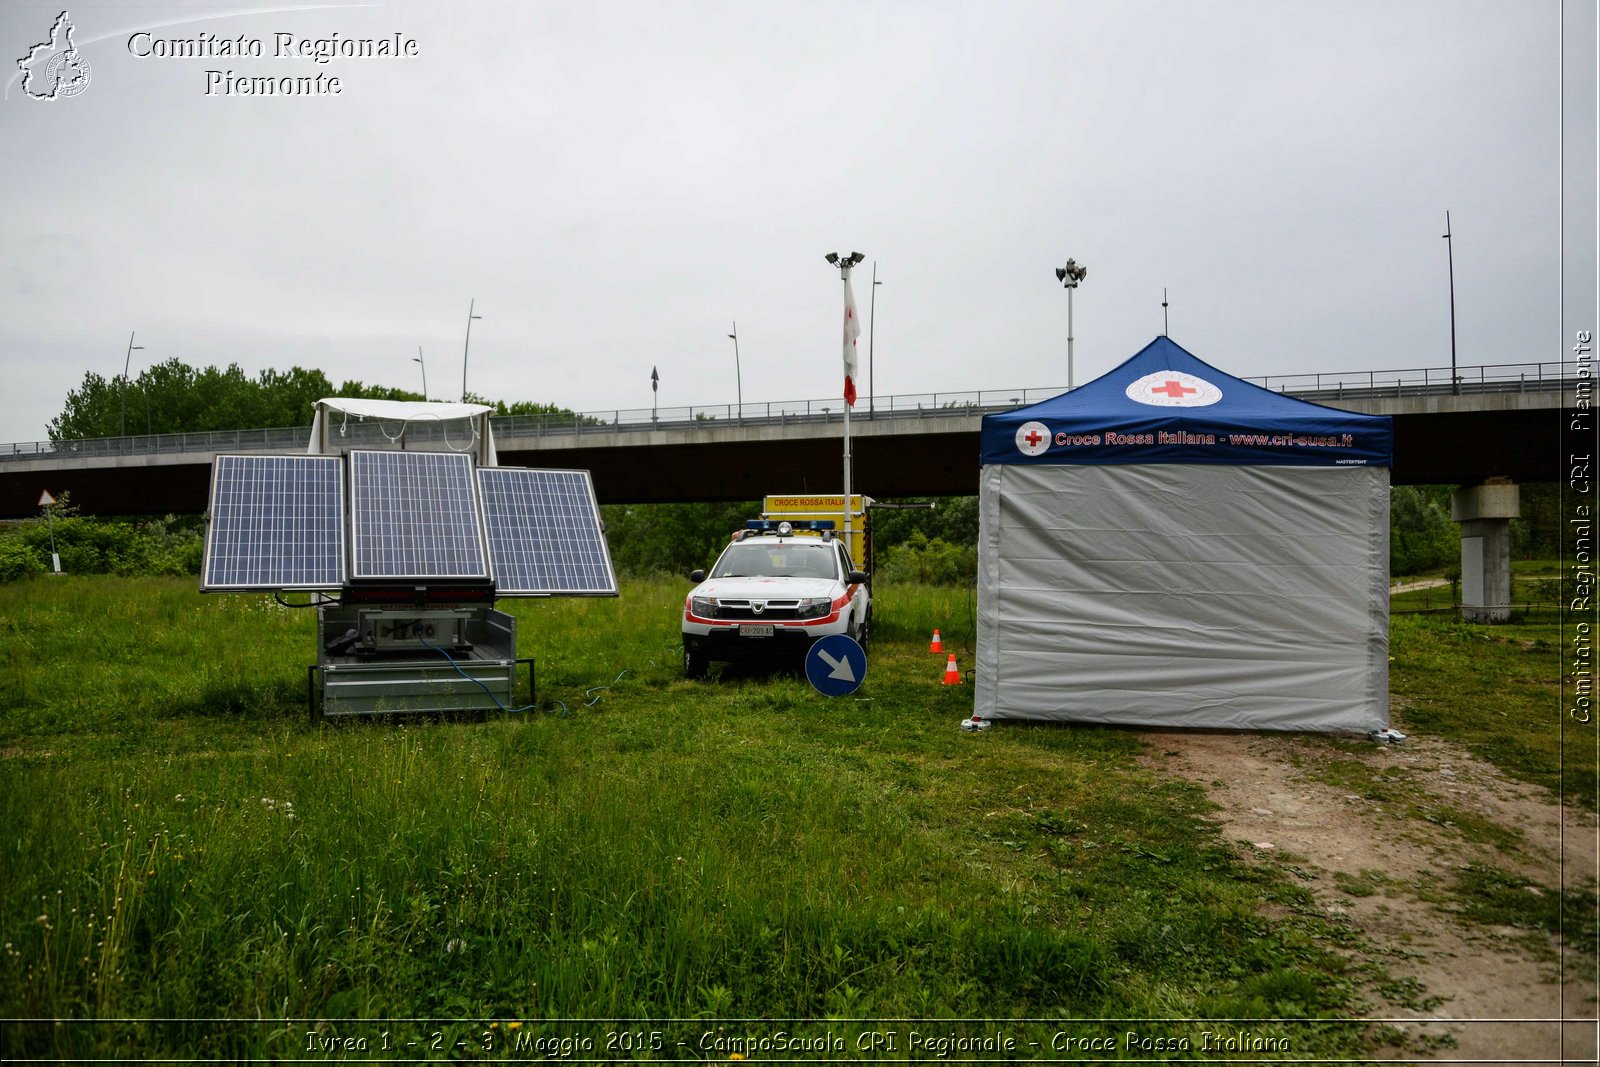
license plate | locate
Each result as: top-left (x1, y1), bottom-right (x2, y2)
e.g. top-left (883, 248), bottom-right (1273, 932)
top-left (739, 624), bottom-right (775, 638)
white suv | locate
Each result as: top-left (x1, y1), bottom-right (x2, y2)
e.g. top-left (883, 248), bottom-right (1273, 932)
top-left (682, 522), bottom-right (870, 679)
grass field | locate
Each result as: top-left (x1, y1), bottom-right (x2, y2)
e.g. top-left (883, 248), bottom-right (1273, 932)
top-left (0, 575), bottom-right (1583, 1061)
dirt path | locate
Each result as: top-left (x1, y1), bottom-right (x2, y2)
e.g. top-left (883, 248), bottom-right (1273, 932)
top-left (1141, 729), bottom-right (1598, 1065)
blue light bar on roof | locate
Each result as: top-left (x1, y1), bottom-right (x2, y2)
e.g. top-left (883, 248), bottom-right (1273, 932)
top-left (744, 519), bottom-right (836, 532)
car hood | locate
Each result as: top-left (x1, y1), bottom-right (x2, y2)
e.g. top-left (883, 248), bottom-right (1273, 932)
top-left (692, 576), bottom-right (841, 600)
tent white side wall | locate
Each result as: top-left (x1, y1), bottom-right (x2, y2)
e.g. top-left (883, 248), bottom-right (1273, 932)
top-left (976, 463), bottom-right (1390, 732)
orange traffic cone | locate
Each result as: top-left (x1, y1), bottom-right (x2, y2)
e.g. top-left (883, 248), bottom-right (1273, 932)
top-left (942, 652), bottom-right (961, 685)
top-left (929, 629), bottom-right (943, 654)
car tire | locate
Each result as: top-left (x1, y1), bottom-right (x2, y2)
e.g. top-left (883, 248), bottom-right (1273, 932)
top-left (853, 608), bottom-right (871, 652)
top-left (684, 644), bottom-right (709, 680)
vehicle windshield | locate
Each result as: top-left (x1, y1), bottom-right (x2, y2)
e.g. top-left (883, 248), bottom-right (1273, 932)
top-left (710, 542), bottom-right (838, 580)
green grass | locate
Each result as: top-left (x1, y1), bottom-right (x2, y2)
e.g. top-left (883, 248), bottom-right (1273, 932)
top-left (1388, 613), bottom-right (1591, 806)
top-left (0, 575), bottom-right (1565, 1060)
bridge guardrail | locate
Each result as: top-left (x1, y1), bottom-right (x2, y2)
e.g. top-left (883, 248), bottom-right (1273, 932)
top-left (1, 360), bottom-right (1578, 462)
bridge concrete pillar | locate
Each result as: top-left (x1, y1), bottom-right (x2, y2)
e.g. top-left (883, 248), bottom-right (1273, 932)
top-left (1449, 479), bottom-right (1519, 623)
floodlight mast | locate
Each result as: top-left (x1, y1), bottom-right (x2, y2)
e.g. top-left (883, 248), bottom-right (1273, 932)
top-left (414, 346), bottom-right (428, 400)
top-left (1055, 259), bottom-right (1087, 389)
top-left (826, 251), bottom-right (866, 551)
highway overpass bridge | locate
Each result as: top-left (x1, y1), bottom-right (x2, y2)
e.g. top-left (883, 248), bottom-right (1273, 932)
top-left (0, 362), bottom-right (1581, 518)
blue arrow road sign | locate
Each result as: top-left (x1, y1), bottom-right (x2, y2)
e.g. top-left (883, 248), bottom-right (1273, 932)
top-left (805, 634), bottom-right (867, 696)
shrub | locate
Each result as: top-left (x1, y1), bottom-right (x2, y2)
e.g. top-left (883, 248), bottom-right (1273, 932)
top-left (875, 531), bottom-right (976, 585)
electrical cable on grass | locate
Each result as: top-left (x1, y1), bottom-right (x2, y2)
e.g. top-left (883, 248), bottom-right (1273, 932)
top-left (414, 632), bottom-right (541, 714)
top-left (583, 669), bottom-right (630, 706)
top-left (416, 629), bottom-right (636, 716)
top-left (274, 591), bottom-right (341, 610)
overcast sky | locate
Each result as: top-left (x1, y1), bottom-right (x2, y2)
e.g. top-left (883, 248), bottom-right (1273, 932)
top-left (1, 0), bottom-right (1593, 444)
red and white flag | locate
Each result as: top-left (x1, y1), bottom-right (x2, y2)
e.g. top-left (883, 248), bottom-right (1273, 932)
top-left (842, 275), bottom-right (861, 406)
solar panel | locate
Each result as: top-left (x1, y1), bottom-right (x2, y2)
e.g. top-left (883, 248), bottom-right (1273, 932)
top-left (478, 467), bottom-right (618, 595)
top-left (348, 450), bottom-right (490, 581)
top-left (202, 455), bottom-right (346, 591)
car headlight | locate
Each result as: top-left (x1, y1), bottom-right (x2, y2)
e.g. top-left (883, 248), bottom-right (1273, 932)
top-left (689, 596), bottom-right (718, 619)
top-left (794, 597), bottom-right (832, 619)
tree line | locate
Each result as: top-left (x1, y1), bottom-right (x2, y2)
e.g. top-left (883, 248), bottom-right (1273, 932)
top-left (48, 359), bottom-right (571, 441)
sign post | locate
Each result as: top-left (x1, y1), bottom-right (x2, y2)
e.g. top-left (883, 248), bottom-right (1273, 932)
top-left (38, 490), bottom-right (60, 573)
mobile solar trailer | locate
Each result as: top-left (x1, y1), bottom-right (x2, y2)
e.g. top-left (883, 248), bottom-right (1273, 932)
top-left (312, 586), bottom-right (526, 721)
top-left (200, 409), bottom-right (618, 721)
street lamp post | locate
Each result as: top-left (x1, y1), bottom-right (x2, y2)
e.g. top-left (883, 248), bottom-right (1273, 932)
top-left (120, 331), bottom-right (144, 436)
top-left (1055, 259), bottom-right (1087, 389)
top-left (1443, 212), bottom-right (1459, 396)
top-left (868, 262), bottom-right (881, 417)
top-left (728, 322), bottom-right (742, 424)
top-left (460, 298), bottom-right (482, 402)
top-left (414, 346), bottom-right (428, 400)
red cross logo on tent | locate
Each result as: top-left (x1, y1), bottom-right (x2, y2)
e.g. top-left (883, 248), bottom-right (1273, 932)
top-left (1125, 371), bottom-right (1222, 408)
top-left (1014, 420), bottom-right (1052, 457)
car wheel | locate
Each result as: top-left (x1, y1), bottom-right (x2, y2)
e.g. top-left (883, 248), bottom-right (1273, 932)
top-left (853, 608), bottom-right (871, 652)
top-left (684, 644), bottom-right (709, 680)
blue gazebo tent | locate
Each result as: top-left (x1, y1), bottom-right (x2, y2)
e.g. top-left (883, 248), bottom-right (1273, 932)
top-left (975, 336), bottom-right (1392, 732)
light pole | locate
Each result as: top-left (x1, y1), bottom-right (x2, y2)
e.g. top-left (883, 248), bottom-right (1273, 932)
top-left (414, 346), bottom-right (428, 400)
top-left (1162, 288), bottom-right (1170, 336)
top-left (1055, 259), bottom-right (1087, 389)
top-left (868, 262), bottom-right (881, 417)
top-left (824, 251), bottom-right (865, 548)
top-left (1443, 212), bottom-right (1459, 396)
top-left (728, 322), bottom-right (742, 424)
top-left (460, 298), bottom-right (481, 402)
top-left (119, 331), bottom-right (144, 436)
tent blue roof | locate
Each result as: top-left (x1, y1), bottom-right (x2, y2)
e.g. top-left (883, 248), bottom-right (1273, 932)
top-left (981, 336), bottom-right (1392, 468)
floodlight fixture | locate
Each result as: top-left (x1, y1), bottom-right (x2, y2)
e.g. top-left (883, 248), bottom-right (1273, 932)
top-left (1055, 258), bottom-right (1087, 288)
top-left (825, 252), bottom-right (839, 265)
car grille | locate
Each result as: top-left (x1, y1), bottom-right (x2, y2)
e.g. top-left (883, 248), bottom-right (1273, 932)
top-left (713, 599), bottom-right (805, 621)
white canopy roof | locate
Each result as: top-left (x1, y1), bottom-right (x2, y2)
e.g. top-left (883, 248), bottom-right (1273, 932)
top-left (308, 397), bottom-right (498, 465)
top-left (313, 398), bottom-right (492, 421)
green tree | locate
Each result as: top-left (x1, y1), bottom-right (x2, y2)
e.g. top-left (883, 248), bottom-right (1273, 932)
top-left (600, 501), bottom-right (757, 578)
top-left (1390, 485), bottom-right (1459, 577)
top-left (49, 360), bottom-right (430, 441)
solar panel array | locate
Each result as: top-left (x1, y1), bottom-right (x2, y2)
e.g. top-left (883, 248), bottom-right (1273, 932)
top-left (478, 467), bottom-right (618, 595)
top-left (202, 450), bottom-right (616, 596)
top-left (202, 455), bottom-right (346, 591)
top-left (348, 450), bottom-right (490, 580)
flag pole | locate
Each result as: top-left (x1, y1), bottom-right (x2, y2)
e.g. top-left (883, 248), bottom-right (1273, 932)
top-left (827, 251), bottom-right (865, 554)
top-left (842, 266), bottom-right (852, 550)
